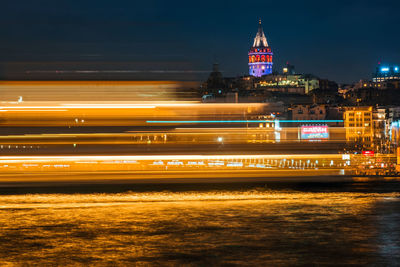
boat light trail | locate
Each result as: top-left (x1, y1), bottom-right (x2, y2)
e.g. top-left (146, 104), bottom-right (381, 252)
top-left (146, 120), bottom-right (344, 124)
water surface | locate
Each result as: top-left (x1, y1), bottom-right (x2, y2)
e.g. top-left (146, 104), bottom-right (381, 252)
top-left (0, 181), bottom-right (400, 265)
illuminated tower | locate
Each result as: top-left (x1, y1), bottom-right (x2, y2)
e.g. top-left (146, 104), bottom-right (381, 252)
top-left (248, 20), bottom-right (273, 77)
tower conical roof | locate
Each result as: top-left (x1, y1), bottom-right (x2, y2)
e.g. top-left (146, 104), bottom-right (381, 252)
top-left (252, 19), bottom-right (269, 48)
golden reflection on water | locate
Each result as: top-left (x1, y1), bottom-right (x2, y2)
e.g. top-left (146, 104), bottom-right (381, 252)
top-left (0, 190), bottom-right (399, 265)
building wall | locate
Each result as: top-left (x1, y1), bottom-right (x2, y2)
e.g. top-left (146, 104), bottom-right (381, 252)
top-left (304, 79), bottom-right (319, 94)
top-left (292, 104), bottom-right (326, 120)
top-left (344, 107), bottom-right (374, 148)
top-left (373, 65), bottom-right (400, 82)
top-left (254, 74), bottom-right (318, 94)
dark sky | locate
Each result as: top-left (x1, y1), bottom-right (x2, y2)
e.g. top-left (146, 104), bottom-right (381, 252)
top-left (0, 0), bottom-right (399, 83)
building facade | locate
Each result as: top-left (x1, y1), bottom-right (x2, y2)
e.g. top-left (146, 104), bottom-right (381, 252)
top-left (373, 65), bottom-right (400, 82)
top-left (291, 104), bottom-right (326, 120)
top-left (248, 20), bottom-right (273, 77)
top-left (254, 74), bottom-right (319, 94)
top-left (344, 107), bottom-right (374, 149)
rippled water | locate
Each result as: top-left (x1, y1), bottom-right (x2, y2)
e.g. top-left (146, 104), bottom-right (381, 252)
top-left (1, 184), bottom-right (400, 265)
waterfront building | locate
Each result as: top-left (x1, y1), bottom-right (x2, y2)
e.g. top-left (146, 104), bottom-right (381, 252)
top-left (372, 107), bottom-right (391, 153)
top-left (391, 120), bottom-right (400, 146)
top-left (248, 20), bottom-right (273, 77)
top-left (344, 107), bottom-right (374, 149)
top-left (343, 106), bottom-right (396, 152)
top-left (373, 106), bottom-right (400, 151)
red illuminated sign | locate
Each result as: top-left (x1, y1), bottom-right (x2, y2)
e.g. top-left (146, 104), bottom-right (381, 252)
top-left (362, 151), bottom-right (375, 157)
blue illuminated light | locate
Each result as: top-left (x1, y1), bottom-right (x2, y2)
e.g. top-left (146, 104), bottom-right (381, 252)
top-left (381, 67), bottom-right (390, 72)
top-left (147, 120), bottom-right (344, 124)
top-left (395, 67), bottom-right (399, 72)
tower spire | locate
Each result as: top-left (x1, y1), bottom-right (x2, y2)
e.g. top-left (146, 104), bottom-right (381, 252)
top-left (253, 19), bottom-right (269, 47)
top-left (248, 19), bottom-right (273, 77)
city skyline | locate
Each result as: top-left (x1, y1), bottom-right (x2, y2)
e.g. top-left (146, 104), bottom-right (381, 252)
top-left (0, 0), bottom-right (399, 83)
top-left (1, 1), bottom-right (400, 265)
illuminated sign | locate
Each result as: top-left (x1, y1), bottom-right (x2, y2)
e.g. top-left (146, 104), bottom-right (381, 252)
top-left (381, 67), bottom-right (390, 72)
top-left (301, 125), bottom-right (329, 139)
top-left (362, 151), bottom-right (375, 157)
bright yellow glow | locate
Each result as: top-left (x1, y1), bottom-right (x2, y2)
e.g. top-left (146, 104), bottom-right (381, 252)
top-left (0, 154), bottom-right (344, 161)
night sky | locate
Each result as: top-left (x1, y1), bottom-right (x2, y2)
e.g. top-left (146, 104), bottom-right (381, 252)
top-left (1, 0), bottom-right (399, 83)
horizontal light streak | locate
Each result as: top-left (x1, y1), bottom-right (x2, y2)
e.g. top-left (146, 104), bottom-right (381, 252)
top-left (147, 120), bottom-right (344, 124)
top-left (0, 109), bottom-right (68, 112)
top-left (0, 103), bottom-right (265, 109)
top-left (0, 105), bottom-right (156, 109)
top-left (61, 104), bottom-right (157, 108)
top-left (0, 154), bottom-right (343, 162)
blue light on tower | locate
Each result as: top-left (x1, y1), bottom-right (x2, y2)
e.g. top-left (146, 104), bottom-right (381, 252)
top-left (248, 20), bottom-right (273, 77)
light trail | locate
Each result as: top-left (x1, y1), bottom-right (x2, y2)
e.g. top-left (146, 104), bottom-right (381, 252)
top-left (0, 106), bottom-right (155, 109)
top-left (0, 154), bottom-right (343, 161)
top-left (0, 109), bottom-right (69, 112)
top-left (147, 120), bottom-right (344, 124)
top-left (0, 154), bottom-right (349, 178)
top-left (0, 127), bottom-right (348, 145)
